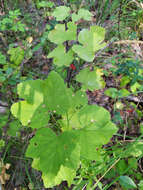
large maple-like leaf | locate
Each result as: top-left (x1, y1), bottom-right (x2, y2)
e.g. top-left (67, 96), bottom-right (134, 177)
top-left (42, 165), bottom-right (77, 188)
top-left (76, 122), bottom-right (117, 160)
top-left (60, 89), bottom-right (88, 131)
top-left (11, 79), bottom-right (49, 127)
top-left (66, 88), bottom-right (88, 111)
top-left (10, 71), bottom-right (117, 188)
top-left (11, 101), bottom-right (38, 126)
top-left (11, 101), bottom-right (50, 128)
top-left (72, 25), bottom-right (106, 62)
top-left (29, 104), bottom-right (50, 129)
top-left (69, 105), bottom-right (111, 129)
top-left (17, 79), bottom-right (44, 104)
top-left (43, 71), bottom-right (70, 114)
top-left (26, 128), bottom-right (80, 187)
top-left (69, 105), bottom-right (117, 160)
top-left (48, 22), bottom-right (77, 45)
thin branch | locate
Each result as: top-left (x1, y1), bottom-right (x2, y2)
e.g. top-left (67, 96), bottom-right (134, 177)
top-left (94, 38), bottom-right (116, 58)
top-left (91, 158), bottom-right (120, 189)
top-left (114, 40), bottom-right (143, 45)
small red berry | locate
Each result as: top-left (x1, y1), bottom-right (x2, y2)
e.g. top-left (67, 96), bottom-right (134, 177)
top-left (70, 64), bottom-right (76, 70)
top-left (127, 109), bottom-right (134, 114)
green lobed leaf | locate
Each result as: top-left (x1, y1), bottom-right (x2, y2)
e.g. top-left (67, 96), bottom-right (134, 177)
top-left (69, 105), bottom-right (117, 160)
top-left (47, 45), bottom-right (74, 67)
top-left (72, 25), bottom-right (106, 62)
top-left (48, 22), bottom-right (77, 44)
top-left (66, 22), bottom-right (77, 41)
top-left (72, 45), bottom-right (95, 62)
top-left (26, 128), bottom-right (80, 187)
top-left (43, 71), bottom-right (70, 114)
top-left (29, 104), bottom-right (50, 129)
top-left (17, 79), bottom-right (44, 104)
top-left (43, 165), bottom-right (77, 188)
top-left (72, 9), bottom-right (93, 22)
top-left (60, 89), bottom-right (88, 131)
top-left (69, 105), bottom-right (111, 129)
top-left (10, 70), bottom-right (117, 188)
top-left (72, 13), bottom-right (80, 22)
top-left (76, 122), bottom-right (116, 160)
top-left (11, 79), bottom-right (50, 128)
top-left (67, 89), bottom-right (88, 110)
top-left (11, 101), bottom-right (39, 126)
top-left (52, 6), bottom-right (70, 21)
top-left (48, 24), bottom-right (66, 44)
top-left (76, 67), bottom-right (105, 91)
top-left (11, 101), bottom-right (50, 128)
